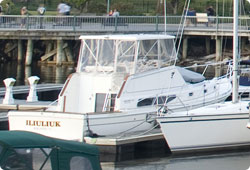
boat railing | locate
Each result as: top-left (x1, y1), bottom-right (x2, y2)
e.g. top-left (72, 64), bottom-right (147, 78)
top-left (102, 93), bottom-right (116, 112)
top-left (184, 60), bottom-right (233, 79)
top-left (156, 95), bottom-right (189, 116)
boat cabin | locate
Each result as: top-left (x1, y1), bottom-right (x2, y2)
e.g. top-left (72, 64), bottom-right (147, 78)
top-left (56, 34), bottom-right (177, 113)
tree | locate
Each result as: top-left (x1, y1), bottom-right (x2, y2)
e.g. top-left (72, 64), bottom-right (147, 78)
top-left (0, 0), bottom-right (14, 15)
top-left (63, 0), bottom-right (91, 13)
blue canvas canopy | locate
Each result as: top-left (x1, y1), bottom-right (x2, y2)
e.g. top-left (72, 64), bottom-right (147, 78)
top-left (176, 66), bottom-right (205, 83)
top-left (0, 130), bottom-right (101, 170)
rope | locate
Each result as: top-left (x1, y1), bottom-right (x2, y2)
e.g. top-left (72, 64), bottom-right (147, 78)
top-left (116, 114), bottom-right (157, 139)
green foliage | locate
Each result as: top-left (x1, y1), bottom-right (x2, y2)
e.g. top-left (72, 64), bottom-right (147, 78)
top-left (1, 0), bottom-right (250, 16)
top-left (0, 0), bottom-right (14, 14)
top-left (111, 2), bottom-right (134, 15)
top-left (87, 1), bottom-right (106, 14)
top-left (63, 0), bottom-right (90, 13)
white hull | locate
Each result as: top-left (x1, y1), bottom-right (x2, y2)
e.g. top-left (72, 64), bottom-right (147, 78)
top-left (117, 66), bottom-right (232, 112)
top-left (157, 101), bottom-right (250, 152)
top-left (8, 110), bottom-right (155, 141)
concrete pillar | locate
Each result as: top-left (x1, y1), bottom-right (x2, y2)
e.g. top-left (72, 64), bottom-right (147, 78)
top-left (25, 39), bottom-right (33, 66)
top-left (205, 37), bottom-right (211, 55)
top-left (56, 40), bottom-right (63, 66)
top-left (17, 39), bottom-right (24, 63)
top-left (182, 37), bottom-right (188, 60)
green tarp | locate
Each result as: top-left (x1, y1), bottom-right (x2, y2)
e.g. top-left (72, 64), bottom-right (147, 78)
top-left (0, 130), bottom-right (101, 170)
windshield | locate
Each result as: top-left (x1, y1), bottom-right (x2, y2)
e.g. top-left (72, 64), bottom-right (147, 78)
top-left (77, 38), bottom-right (176, 75)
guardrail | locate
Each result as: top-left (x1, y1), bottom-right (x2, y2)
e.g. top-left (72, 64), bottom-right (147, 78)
top-left (0, 15), bottom-right (249, 33)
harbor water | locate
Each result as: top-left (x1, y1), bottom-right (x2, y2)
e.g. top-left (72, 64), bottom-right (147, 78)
top-left (1, 62), bottom-right (250, 170)
top-left (102, 150), bottom-right (250, 170)
top-left (0, 62), bottom-right (75, 87)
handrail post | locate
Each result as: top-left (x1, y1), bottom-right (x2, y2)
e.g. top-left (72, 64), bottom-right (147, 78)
top-left (115, 15), bottom-right (118, 31)
top-left (73, 15), bottom-right (76, 31)
top-left (26, 14), bottom-right (29, 30)
top-left (216, 15), bottom-right (218, 33)
top-left (156, 15), bottom-right (159, 32)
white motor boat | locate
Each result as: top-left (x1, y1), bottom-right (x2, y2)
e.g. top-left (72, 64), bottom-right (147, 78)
top-left (8, 34), bottom-right (232, 141)
top-left (157, 0), bottom-right (250, 154)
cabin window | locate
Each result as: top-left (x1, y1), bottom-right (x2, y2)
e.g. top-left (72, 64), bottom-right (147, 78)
top-left (0, 145), bottom-right (2, 154)
top-left (155, 96), bottom-right (167, 105)
top-left (153, 96), bottom-right (176, 105)
top-left (70, 156), bottom-right (93, 170)
top-left (166, 95), bottom-right (176, 103)
top-left (0, 148), bottom-right (52, 170)
top-left (204, 89), bottom-right (207, 93)
top-left (189, 92), bottom-right (193, 96)
top-left (137, 98), bottom-right (154, 107)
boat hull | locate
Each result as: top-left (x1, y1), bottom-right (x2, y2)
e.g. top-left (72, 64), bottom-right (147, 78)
top-left (157, 101), bottom-right (250, 153)
top-left (8, 110), bottom-right (156, 141)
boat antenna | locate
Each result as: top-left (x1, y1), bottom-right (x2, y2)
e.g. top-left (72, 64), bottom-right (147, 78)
top-left (232, 0), bottom-right (239, 103)
top-left (164, 0), bottom-right (167, 33)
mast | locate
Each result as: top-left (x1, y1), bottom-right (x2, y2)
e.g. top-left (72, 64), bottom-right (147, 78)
top-left (232, 0), bottom-right (239, 103)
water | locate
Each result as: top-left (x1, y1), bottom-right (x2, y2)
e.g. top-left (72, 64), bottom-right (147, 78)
top-left (0, 62), bottom-right (75, 87)
top-left (102, 151), bottom-right (250, 170)
top-left (1, 62), bottom-right (249, 170)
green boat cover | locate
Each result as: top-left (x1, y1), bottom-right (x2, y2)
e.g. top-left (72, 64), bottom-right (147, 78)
top-left (0, 130), bottom-right (101, 170)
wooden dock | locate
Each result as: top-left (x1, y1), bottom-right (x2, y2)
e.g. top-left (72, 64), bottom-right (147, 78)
top-left (84, 128), bottom-right (171, 162)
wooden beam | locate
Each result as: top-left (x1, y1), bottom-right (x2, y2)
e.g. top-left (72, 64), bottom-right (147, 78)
top-left (41, 43), bottom-right (67, 61)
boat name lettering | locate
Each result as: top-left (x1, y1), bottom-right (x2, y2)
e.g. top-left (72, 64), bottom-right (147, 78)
top-left (26, 120), bottom-right (61, 127)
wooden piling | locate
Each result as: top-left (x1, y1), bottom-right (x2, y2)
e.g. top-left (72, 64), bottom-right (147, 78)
top-left (216, 37), bottom-right (222, 62)
top-left (64, 43), bottom-right (74, 62)
top-left (205, 37), bottom-right (211, 55)
top-left (17, 40), bottom-right (23, 63)
top-left (56, 40), bottom-right (63, 66)
top-left (25, 39), bottom-right (33, 66)
top-left (182, 37), bottom-right (188, 60)
top-left (215, 37), bottom-right (222, 77)
top-left (46, 41), bottom-right (54, 61)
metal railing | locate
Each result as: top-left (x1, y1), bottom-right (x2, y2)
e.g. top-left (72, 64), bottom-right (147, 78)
top-left (0, 15), bottom-right (249, 33)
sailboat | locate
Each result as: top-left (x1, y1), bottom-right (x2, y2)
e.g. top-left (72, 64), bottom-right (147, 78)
top-left (156, 0), bottom-right (250, 153)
